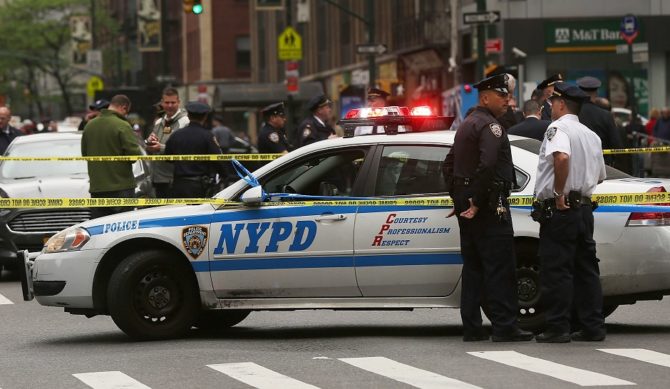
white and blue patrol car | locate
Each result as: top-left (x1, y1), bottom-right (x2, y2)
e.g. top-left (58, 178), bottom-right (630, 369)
top-left (19, 107), bottom-right (670, 340)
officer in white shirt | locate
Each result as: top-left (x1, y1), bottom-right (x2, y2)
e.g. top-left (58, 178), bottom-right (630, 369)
top-left (533, 82), bottom-right (607, 343)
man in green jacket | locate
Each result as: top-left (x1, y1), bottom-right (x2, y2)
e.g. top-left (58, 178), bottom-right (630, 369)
top-left (81, 94), bottom-right (142, 219)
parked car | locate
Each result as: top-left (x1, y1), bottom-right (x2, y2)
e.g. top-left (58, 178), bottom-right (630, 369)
top-left (19, 109), bottom-right (670, 340)
top-left (0, 132), bottom-right (152, 271)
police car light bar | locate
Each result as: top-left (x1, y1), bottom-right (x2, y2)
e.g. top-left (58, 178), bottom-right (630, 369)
top-left (340, 106), bottom-right (455, 138)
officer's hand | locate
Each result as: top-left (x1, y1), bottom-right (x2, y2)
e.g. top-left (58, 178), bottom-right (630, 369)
top-left (459, 199), bottom-right (479, 219)
top-left (145, 142), bottom-right (161, 153)
top-left (555, 194), bottom-right (569, 210)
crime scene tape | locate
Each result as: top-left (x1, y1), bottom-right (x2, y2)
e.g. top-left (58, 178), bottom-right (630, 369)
top-left (603, 145), bottom-right (670, 155)
top-left (1, 192), bottom-right (669, 208)
top-left (0, 154), bottom-right (283, 162)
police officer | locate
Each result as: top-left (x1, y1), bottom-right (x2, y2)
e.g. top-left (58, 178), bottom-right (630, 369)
top-left (533, 82), bottom-right (607, 343)
top-left (443, 73), bottom-right (533, 343)
top-left (257, 102), bottom-right (292, 157)
top-left (164, 102), bottom-right (228, 198)
top-left (537, 74), bottom-right (563, 120)
top-left (367, 87), bottom-right (389, 108)
top-left (577, 76), bottom-right (622, 166)
top-left (298, 94), bottom-right (335, 147)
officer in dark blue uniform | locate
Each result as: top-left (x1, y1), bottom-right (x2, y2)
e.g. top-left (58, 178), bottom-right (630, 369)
top-left (257, 102), bottom-right (292, 156)
top-left (297, 94), bottom-right (335, 147)
top-left (444, 74), bottom-right (533, 343)
top-left (537, 74), bottom-right (563, 121)
top-left (164, 102), bottom-right (227, 198)
top-left (367, 87), bottom-right (390, 108)
top-left (577, 76), bottom-right (622, 166)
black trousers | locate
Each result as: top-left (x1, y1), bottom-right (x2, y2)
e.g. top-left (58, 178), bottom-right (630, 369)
top-left (153, 182), bottom-right (172, 198)
top-left (171, 177), bottom-right (207, 198)
top-left (539, 205), bottom-right (605, 335)
top-left (453, 190), bottom-right (519, 336)
top-left (90, 188), bottom-right (135, 219)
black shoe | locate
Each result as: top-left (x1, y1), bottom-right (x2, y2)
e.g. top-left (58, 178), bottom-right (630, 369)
top-left (536, 331), bottom-right (571, 343)
top-left (492, 329), bottom-right (534, 342)
top-left (571, 331), bottom-right (606, 342)
top-left (463, 331), bottom-right (490, 342)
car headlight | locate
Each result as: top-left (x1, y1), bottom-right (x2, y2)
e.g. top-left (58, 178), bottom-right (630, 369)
top-left (44, 227), bottom-right (91, 253)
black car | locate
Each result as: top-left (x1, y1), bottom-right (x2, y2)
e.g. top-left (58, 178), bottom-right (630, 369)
top-left (0, 132), bottom-right (152, 271)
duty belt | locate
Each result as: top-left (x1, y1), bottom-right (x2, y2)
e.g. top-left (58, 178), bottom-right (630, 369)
top-left (541, 195), bottom-right (592, 209)
top-left (175, 176), bottom-right (208, 182)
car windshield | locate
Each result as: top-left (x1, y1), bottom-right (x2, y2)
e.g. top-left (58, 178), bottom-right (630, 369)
top-left (510, 138), bottom-right (630, 180)
top-left (0, 139), bottom-right (87, 179)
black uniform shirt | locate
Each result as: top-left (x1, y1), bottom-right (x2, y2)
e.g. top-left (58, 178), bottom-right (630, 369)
top-left (578, 101), bottom-right (622, 150)
top-left (444, 106), bottom-right (515, 208)
top-left (299, 115), bottom-right (334, 147)
top-left (540, 100), bottom-right (552, 120)
top-left (164, 122), bottom-right (226, 178)
top-left (258, 123), bottom-right (291, 153)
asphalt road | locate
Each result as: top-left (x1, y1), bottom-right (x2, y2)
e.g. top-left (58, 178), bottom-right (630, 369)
top-left (2, 269), bottom-right (670, 389)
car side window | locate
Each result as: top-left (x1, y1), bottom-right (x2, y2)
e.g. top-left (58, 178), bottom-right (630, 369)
top-left (374, 145), bottom-right (449, 196)
top-left (262, 149), bottom-right (367, 197)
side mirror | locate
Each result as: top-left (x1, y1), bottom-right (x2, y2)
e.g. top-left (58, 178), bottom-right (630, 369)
top-left (240, 186), bottom-right (265, 205)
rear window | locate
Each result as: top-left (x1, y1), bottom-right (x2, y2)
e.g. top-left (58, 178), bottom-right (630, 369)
top-left (510, 138), bottom-right (630, 180)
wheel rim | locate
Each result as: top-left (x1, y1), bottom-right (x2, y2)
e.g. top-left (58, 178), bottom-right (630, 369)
top-left (132, 268), bottom-right (182, 324)
top-left (516, 264), bottom-right (541, 321)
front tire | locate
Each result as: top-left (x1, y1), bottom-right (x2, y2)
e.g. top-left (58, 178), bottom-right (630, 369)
top-left (515, 241), bottom-right (544, 331)
top-left (107, 249), bottom-right (199, 340)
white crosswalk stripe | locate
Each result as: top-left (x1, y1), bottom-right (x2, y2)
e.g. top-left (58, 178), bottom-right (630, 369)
top-left (0, 293), bottom-right (13, 305)
top-left (208, 362), bottom-right (320, 389)
top-left (600, 348), bottom-right (670, 368)
top-left (468, 351), bottom-right (635, 387)
top-left (73, 371), bottom-right (151, 389)
top-left (339, 356), bottom-right (481, 389)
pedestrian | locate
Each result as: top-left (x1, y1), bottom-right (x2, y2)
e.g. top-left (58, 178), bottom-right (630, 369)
top-left (145, 87), bottom-right (190, 197)
top-left (257, 102), bottom-right (292, 156)
top-left (536, 74), bottom-right (563, 120)
top-left (624, 108), bottom-right (646, 177)
top-left (212, 114), bottom-right (235, 153)
top-left (576, 76), bottom-right (622, 166)
top-left (297, 94), bottom-right (335, 147)
top-left (164, 102), bottom-right (228, 198)
top-left (443, 73), bottom-right (534, 343)
top-left (0, 106), bottom-right (24, 154)
top-left (78, 99), bottom-right (110, 132)
top-left (652, 107), bottom-right (670, 142)
top-left (532, 82), bottom-right (607, 343)
top-left (367, 87), bottom-right (390, 108)
top-left (507, 100), bottom-right (551, 141)
top-left (81, 94), bottom-right (143, 219)
top-left (646, 107), bottom-right (659, 143)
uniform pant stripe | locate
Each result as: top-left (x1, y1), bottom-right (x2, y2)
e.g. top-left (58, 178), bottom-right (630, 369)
top-left (339, 357), bottom-right (482, 389)
top-left (468, 351), bottom-right (635, 386)
top-left (599, 348), bottom-right (670, 368)
top-left (0, 293), bottom-right (13, 305)
top-left (73, 371), bottom-right (151, 389)
top-left (208, 362), bottom-right (320, 389)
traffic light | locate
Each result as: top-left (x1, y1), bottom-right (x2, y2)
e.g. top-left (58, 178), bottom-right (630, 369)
top-left (183, 0), bottom-right (203, 14)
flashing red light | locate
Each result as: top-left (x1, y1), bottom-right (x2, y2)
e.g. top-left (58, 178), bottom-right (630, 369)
top-left (344, 109), bottom-right (360, 119)
top-left (411, 106), bottom-right (432, 116)
top-left (464, 84), bottom-right (473, 93)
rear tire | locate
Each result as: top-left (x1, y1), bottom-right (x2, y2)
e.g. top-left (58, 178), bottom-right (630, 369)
top-left (195, 310), bottom-right (251, 330)
top-left (107, 249), bottom-right (199, 340)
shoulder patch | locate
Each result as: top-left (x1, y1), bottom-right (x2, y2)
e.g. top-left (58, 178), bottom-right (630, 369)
top-left (302, 128), bottom-right (312, 138)
top-left (489, 123), bottom-right (503, 137)
top-left (269, 132), bottom-right (280, 143)
top-left (545, 127), bottom-right (557, 141)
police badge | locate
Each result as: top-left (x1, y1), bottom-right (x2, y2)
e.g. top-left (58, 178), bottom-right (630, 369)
top-left (489, 123), bottom-right (503, 137)
top-left (182, 226), bottom-right (208, 259)
top-left (269, 132), bottom-right (280, 143)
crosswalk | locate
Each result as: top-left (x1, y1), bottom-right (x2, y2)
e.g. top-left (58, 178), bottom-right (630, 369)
top-left (67, 348), bottom-right (670, 388)
top-left (0, 292), bottom-right (13, 305)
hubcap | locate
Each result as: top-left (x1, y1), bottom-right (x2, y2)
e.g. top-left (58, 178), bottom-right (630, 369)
top-left (133, 269), bottom-right (181, 323)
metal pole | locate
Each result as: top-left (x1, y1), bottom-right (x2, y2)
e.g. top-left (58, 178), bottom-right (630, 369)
top-left (518, 63), bottom-right (524, 103)
top-left (90, 0), bottom-right (96, 49)
top-left (367, 0), bottom-right (375, 87)
top-left (476, 0), bottom-right (485, 80)
top-left (285, 0), bottom-right (296, 145)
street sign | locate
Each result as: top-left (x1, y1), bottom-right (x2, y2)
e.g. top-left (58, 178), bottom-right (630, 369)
top-left (356, 43), bottom-right (387, 55)
top-left (285, 61), bottom-right (299, 95)
top-left (86, 76), bottom-right (104, 98)
top-left (278, 26), bottom-right (302, 61)
top-left (463, 11), bottom-right (501, 25)
top-left (485, 38), bottom-right (503, 54)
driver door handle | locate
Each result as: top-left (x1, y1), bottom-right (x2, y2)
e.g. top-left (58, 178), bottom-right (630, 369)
top-left (315, 214), bottom-right (347, 222)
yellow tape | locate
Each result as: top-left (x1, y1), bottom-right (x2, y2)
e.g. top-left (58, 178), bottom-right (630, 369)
top-left (0, 193), bottom-right (668, 208)
top-left (603, 146), bottom-right (670, 155)
top-left (0, 154), bottom-right (283, 162)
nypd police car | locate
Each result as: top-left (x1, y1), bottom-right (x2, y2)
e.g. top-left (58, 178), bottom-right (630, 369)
top-left (19, 107), bottom-right (670, 340)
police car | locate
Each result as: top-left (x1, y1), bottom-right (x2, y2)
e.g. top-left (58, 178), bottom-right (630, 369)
top-left (19, 107), bottom-right (670, 340)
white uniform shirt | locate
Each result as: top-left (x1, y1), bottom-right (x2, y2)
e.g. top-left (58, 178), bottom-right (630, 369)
top-left (534, 114), bottom-right (606, 200)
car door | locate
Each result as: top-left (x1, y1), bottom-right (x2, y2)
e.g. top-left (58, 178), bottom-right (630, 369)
top-left (353, 144), bottom-right (462, 297)
top-left (209, 147), bottom-right (370, 298)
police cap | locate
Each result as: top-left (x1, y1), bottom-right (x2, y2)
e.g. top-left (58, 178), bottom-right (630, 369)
top-left (261, 102), bottom-right (285, 118)
top-left (576, 76), bottom-right (602, 91)
top-left (473, 73), bottom-right (509, 94)
top-left (185, 101), bottom-right (212, 115)
top-left (307, 94), bottom-right (332, 112)
top-left (88, 99), bottom-right (110, 111)
top-left (367, 87), bottom-right (390, 99)
top-left (537, 73), bottom-right (563, 90)
top-left (549, 82), bottom-right (589, 103)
